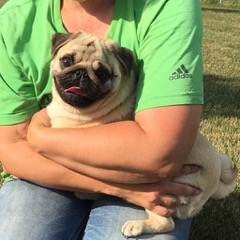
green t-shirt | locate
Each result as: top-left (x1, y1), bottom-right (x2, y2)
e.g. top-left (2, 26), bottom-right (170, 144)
top-left (0, 0), bottom-right (203, 125)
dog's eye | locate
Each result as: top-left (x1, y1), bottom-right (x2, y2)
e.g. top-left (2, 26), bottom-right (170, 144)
top-left (60, 55), bottom-right (74, 69)
top-left (95, 67), bottom-right (110, 81)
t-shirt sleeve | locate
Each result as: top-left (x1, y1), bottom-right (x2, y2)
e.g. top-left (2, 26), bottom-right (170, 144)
top-left (135, 0), bottom-right (204, 113)
top-left (0, 29), bottom-right (39, 125)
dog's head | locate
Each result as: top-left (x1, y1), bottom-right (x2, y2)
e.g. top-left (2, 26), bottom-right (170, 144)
top-left (51, 31), bottom-right (134, 108)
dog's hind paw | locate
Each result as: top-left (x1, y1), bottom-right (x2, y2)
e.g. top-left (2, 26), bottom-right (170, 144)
top-left (122, 220), bottom-right (144, 238)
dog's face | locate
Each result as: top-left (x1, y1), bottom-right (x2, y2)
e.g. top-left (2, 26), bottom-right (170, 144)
top-left (51, 31), bottom-right (134, 108)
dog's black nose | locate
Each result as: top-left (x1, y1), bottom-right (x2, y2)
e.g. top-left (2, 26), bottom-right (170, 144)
top-left (74, 70), bottom-right (83, 78)
top-left (74, 70), bottom-right (90, 89)
top-left (73, 70), bottom-right (88, 82)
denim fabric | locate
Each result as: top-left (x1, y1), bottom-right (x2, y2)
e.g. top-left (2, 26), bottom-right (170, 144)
top-left (83, 196), bottom-right (192, 240)
top-left (0, 180), bottom-right (91, 240)
top-left (0, 180), bottom-right (192, 240)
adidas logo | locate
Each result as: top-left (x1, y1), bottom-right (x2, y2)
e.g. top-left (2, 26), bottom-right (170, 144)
top-left (169, 64), bottom-right (192, 80)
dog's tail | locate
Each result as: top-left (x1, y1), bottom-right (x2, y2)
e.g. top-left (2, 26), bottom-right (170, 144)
top-left (212, 153), bottom-right (237, 199)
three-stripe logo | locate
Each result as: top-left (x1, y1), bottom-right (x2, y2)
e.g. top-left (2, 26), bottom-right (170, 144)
top-left (169, 64), bottom-right (192, 80)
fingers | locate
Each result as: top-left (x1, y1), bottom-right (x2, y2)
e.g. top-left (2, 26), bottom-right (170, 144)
top-left (121, 179), bottom-right (202, 218)
top-left (166, 181), bottom-right (201, 197)
top-left (150, 204), bottom-right (176, 217)
top-left (147, 187), bottom-right (200, 217)
top-left (144, 193), bottom-right (180, 217)
top-left (148, 180), bottom-right (202, 217)
top-left (159, 195), bottom-right (180, 208)
top-left (175, 164), bottom-right (200, 177)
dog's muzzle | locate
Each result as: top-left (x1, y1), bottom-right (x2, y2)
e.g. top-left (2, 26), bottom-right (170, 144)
top-left (63, 69), bottom-right (94, 97)
top-left (53, 68), bottom-right (112, 108)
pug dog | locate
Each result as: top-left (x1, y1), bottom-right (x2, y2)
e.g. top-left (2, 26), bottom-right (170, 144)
top-left (48, 31), bottom-right (135, 128)
top-left (47, 31), bottom-right (237, 238)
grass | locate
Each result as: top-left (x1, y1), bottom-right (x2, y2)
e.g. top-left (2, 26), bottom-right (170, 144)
top-left (201, 0), bottom-right (240, 10)
top-left (0, 0), bottom-right (5, 8)
top-left (0, 1), bottom-right (239, 239)
top-left (190, 6), bottom-right (240, 240)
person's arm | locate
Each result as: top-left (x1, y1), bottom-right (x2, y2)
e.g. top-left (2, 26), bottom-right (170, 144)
top-left (28, 104), bottom-right (202, 183)
top-left (0, 120), bottom-right (151, 185)
top-left (0, 120), bottom-right (200, 217)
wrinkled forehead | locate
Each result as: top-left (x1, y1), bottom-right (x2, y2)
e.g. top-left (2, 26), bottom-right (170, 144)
top-left (57, 36), bottom-right (111, 63)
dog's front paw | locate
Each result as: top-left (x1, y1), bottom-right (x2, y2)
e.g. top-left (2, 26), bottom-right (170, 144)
top-left (122, 220), bottom-right (144, 238)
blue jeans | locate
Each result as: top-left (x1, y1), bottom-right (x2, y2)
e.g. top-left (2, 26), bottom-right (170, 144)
top-left (0, 180), bottom-right (192, 240)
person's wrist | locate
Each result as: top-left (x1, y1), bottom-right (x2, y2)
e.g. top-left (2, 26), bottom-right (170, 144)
top-left (100, 184), bottom-right (127, 199)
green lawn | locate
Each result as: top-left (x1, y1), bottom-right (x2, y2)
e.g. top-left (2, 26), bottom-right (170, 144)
top-left (0, 1), bottom-right (239, 239)
top-left (189, 6), bottom-right (240, 239)
top-left (0, 0), bottom-right (5, 8)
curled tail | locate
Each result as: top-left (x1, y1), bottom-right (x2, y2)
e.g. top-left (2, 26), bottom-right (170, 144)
top-left (212, 153), bottom-right (237, 199)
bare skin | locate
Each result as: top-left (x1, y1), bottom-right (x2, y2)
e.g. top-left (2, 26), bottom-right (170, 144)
top-left (61, 0), bottom-right (114, 36)
top-left (0, 0), bottom-right (201, 217)
top-left (28, 106), bottom-right (202, 184)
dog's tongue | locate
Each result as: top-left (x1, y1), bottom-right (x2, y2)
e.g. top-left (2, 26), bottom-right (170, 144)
top-left (64, 86), bottom-right (83, 96)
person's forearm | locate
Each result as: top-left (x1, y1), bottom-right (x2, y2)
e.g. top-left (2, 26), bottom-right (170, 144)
top-left (34, 121), bottom-right (162, 181)
top-left (28, 105), bottom-right (202, 182)
top-left (1, 133), bottom-right (159, 185)
top-left (0, 120), bottom-right (201, 217)
top-left (0, 122), bottom-right (157, 186)
top-left (0, 139), bottom-right (99, 191)
top-left (1, 142), bottom-right (198, 217)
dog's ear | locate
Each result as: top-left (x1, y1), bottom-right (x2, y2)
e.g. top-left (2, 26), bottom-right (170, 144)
top-left (51, 32), bottom-right (75, 57)
top-left (113, 46), bottom-right (134, 77)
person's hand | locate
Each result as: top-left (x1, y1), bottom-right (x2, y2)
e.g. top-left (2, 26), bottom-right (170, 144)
top-left (175, 164), bottom-right (200, 178)
top-left (27, 108), bottom-right (51, 151)
top-left (116, 165), bottom-right (201, 217)
top-left (117, 180), bottom-right (201, 217)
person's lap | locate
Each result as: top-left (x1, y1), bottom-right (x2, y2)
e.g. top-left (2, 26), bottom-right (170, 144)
top-left (0, 180), bottom-right (91, 240)
top-left (83, 195), bottom-right (192, 240)
top-left (0, 180), bottom-right (192, 240)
